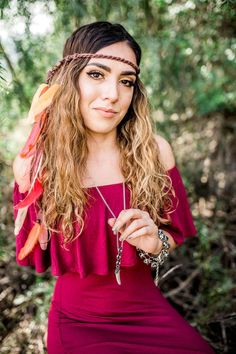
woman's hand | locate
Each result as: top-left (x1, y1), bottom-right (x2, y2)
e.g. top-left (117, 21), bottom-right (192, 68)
top-left (108, 209), bottom-right (162, 254)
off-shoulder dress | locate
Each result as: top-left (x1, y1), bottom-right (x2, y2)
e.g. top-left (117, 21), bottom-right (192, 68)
top-left (13, 165), bottom-right (215, 354)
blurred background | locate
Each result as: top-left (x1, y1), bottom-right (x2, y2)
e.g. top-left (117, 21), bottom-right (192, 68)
top-left (0, 0), bottom-right (236, 353)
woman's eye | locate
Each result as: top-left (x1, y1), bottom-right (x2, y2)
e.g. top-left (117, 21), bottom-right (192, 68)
top-left (86, 71), bottom-right (135, 87)
top-left (87, 71), bottom-right (103, 79)
top-left (121, 79), bottom-right (135, 87)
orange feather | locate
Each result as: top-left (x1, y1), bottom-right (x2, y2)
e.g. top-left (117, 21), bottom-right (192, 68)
top-left (18, 220), bottom-right (42, 260)
top-left (20, 110), bottom-right (47, 158)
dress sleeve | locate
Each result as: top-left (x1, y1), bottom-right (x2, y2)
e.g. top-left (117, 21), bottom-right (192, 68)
top-left (160, 165), bottom-right (198, 246)
top-left (13, 180), bottom-right (51, 273)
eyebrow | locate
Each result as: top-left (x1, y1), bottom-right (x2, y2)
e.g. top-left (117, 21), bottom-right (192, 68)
top-left (86, 62), bottom-right (137, 77)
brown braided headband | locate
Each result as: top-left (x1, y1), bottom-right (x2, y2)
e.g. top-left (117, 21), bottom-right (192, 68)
top-left (46, 53), bottom-right (140, 84)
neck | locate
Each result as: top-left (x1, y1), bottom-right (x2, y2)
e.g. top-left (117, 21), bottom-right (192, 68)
top-left (86, 130), bottom-right (119, 158)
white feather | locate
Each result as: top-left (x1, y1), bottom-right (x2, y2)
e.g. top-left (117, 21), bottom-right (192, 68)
top-left (14, 206), bottom-right (28, 236)
top-left (14, 151), bottom-right (43, 236)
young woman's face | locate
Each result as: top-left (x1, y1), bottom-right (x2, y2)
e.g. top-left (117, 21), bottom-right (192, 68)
top-left (77, 42), bottom-right (137, 134)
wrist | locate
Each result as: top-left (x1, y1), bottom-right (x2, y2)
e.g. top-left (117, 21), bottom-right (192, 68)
top-left (150, 235), bottom-right (162, 255)
top-left (136, 228), bottom-right (171, 286)
top-left (151, 229), bottom-right (170, 255)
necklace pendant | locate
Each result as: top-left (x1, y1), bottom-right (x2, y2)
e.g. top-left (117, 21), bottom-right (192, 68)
top-left (115, 268), bottom-right (121, 285)
top-left (94, 182), bottom-right (125, 286)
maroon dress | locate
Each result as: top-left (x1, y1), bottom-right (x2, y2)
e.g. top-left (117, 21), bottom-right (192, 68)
top-left (13, 165), bottom-right (215, 354)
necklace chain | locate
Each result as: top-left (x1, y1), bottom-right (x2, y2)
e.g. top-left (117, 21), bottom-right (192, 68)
top-left (89, 178), bottom-right (126, 286)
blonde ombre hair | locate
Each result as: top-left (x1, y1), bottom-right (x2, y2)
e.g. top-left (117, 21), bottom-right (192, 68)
top-left (34, 22), bottom-right (175, 247)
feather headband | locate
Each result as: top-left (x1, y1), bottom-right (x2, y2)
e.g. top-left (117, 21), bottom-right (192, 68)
top-left (46, 52), bottom-right (140, 84)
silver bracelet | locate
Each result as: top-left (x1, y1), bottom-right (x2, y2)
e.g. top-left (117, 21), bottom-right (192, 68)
top-left (136, 229), bottom-right (170, 286)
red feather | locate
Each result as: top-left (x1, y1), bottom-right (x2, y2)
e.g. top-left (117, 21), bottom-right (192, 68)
top-left (14, 178), bottom-right (43, 210)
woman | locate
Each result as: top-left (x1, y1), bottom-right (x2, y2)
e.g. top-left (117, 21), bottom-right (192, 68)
top-left (13, 21), bottom-right (215, 354)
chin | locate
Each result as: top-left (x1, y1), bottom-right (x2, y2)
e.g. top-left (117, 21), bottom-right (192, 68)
top-left (85, 117), bottom-right (119, 131)
top-left (87, 124), bottom-right (117, 134)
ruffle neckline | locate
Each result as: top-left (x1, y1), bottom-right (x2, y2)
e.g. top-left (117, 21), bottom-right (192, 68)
top-left (13, 164), bottom-right (197, 277)
top-left (83, 165), bottom-right (177, 189)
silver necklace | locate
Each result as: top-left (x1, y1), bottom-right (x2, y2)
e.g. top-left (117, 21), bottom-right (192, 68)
top-left (94, 182), bottom-right (126, 285)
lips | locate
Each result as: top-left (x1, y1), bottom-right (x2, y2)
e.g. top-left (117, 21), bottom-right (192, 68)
top-left (94, 107), bottom-right (117, 113)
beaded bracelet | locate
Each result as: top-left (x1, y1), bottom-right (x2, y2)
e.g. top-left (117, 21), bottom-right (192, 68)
top-left (136, 229), bottom-right (171, 286)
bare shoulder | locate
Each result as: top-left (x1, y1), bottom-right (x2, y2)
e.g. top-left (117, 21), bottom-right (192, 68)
top-left (153, 134), bottom-right (176, 170)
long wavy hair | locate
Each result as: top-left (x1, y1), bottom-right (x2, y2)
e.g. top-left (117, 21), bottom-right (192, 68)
top-left (35, 21), bottom-right (175, 248)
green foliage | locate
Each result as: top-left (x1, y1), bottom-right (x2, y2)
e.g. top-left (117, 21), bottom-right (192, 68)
top-left (1, 1), bottom-right (235, 352)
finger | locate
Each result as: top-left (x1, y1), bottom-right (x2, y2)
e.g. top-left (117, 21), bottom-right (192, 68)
top-left (108, 218), bottom-right (125, 235)
top-left (126, 225), bottom-right (153, 240)
top-left (112, 209), bottom-right (144, 233)
top-left (113, 219), bottom-right (132, 236)
top-left (119, 219), bottom-right (149, 241)
top-left (107, 218), bottom-right (116, 227)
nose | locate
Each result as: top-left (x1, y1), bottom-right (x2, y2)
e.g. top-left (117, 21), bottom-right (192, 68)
top-left (101, 79), bottom-right (119, 102)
